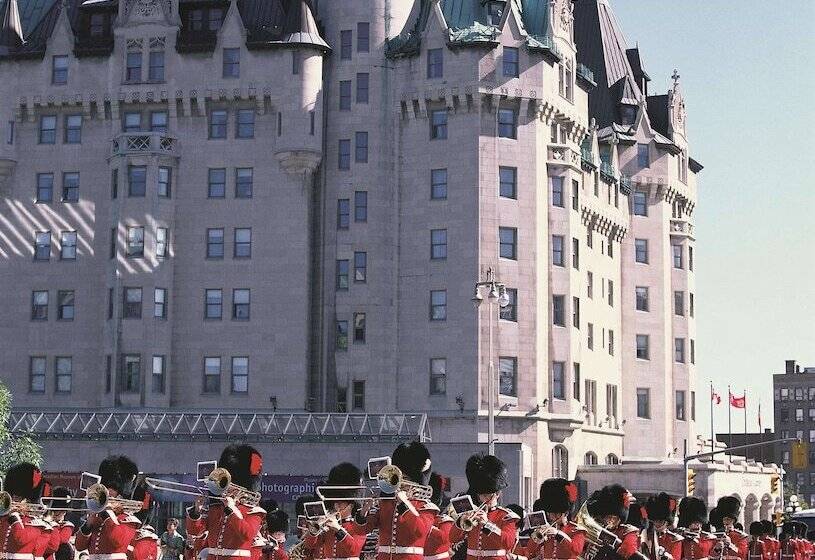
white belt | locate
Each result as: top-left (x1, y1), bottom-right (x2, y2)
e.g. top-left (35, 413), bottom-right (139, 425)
top-left (1, 555), bottom-right (35, 560)
top-left (203, 549), bottom-right (251, 558)
top-left (35, 556), bottom-right (45, 560)
top-left (467, 551), bottom-right (507, 558)
top-left (88, 555), bottom-right (128, 560)
top-left (378, 547), bottom-right (424, 555)
top-left (425, 554), bottom-right (450, 560)
top-left (329, 557), bottom-right (360, 560)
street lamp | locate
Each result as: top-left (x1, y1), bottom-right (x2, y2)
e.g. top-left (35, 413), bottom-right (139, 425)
top-left (473, 267), bottom-right (510, 455)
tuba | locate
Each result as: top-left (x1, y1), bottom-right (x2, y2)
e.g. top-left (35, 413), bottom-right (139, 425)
top-left (0, 491), bottom-right (47, 518)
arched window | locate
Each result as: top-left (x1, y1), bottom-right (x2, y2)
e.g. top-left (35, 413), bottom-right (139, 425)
top-left (553, 445), bottom-right (569, 478)
top-left (605, 453), bottom-right (620, 465)
top-left (584, 452), bottom-right (598, 466)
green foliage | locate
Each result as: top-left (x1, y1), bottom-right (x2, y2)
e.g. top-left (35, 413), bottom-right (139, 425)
top-left (0, 382), bottom-right (42, 478)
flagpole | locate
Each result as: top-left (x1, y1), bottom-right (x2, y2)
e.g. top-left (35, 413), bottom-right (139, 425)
top-left (728, 384), bottom-right (732, 461)
top-left (759, 401), bottom-right (764, 464)
top-left (744, 388), bottom-right (748, 435)
top-left (710, 381), bottom-right (715, 456)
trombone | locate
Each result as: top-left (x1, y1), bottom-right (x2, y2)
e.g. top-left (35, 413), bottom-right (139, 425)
top-left (85, 483), bottom-right (144, 515)
top-left (0, 491), bottom-right (48, 518)
top-left (40, 496), bottom-right (90, 513)
top-left (315, 485), bottom-right (377, 502)
top-left (145, 467), bottom-right (261, 507)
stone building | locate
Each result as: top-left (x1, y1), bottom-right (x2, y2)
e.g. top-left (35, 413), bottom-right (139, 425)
top-left (774, 359), bottom-right (815, 507)
top-left (0, 0), bottom-right (703, 501)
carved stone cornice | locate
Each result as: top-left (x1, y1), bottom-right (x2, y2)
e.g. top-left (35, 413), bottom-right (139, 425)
top-left (274, 150), bottom-right (321, 176)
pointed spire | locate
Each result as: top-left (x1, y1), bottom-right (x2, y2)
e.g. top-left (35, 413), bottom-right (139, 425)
top-left (0, 0), bottom-right (24, 53)
top-left (283, 0), bottom-right (328, 51)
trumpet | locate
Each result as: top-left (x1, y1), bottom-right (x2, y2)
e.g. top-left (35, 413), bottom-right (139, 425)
top-left (305, 512), bottom-right (342, 536)
top-left (85, 483), bottom-right (144, 515)
top-left (0, 491), bottom-right (48, 518)
top-left (454, 502), bottom-right (490, 532)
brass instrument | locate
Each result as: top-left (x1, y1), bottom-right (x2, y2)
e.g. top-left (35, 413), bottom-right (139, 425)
top-left (40, 496), bottom-right (90, 512)
top-left (376, 465), bottom-right (432, 502)
top-left (0, 491), bottom-right (48, 518)
top-left (574, 502), bottom-right (623, 560)
top-left (85, 483), bottom-right (144, 515)
top-left (288, 540), bottom-right (310, 560)
top-left (452, 501), bottom-right (490, 532)
top-left (315, 485), bottom-right (377, 502)
top-left (146, 467), bottom-right (260, 507)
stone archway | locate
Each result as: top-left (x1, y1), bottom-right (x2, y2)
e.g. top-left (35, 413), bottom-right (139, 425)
top-left (760, 494), bottom-right (773, 521)
top-left (744, 494), bottom-right (759, 525)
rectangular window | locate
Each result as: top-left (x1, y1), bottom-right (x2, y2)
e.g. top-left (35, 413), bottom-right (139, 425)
top-left (61, 172), bottom-right (79, 202)
top-left (232, 289), bottom-right (250, 320)
top-left (339, 80), bottom-right (351, 110)
top-left (337, 199), bottom-right (350, 229)
top-left (236, 110), bottom-right (255, 139)
top-left (208, 8), bottom-right (223, 30)
top-left (499, 227), bottom-right (517, 259)
top-left (675, 338), bottom-right (686, 363)
top-left (289, 48), bottom-right (300, 74)
top-left (338, 139), bottom-right (351, 169)
top-left (310, 110), bottom-right (315, 135)
top-left (352, 380), bottom-right (365, 410)
top-left (430, 358), bottom-right (446, 395)
top-left (155, 226), bottom-right (168, 259)
top-left (55, 356), bottom-right (72, 393)
top-left (205, 289), bottom-right (222, 319)
top-left (234, 228), bottom-right (252, 258)
top-left (690, 293), bottom-right (695, 317)
top-left (109, 228), bottom-right (116, 259)
top-left (36, 173), bottom-right (54, 202)
top-left (52, 55), bottom-right (69, 84)
top-left (123, 111), bottom-right (142, 132)
top-left (499, 166), bottom-right (517, 199)
top-left (340, 30), bottom-right (352, 59)
top-left (355, 131), bottom-right (368, 163)
top-left (148, 51), bottom-right (165, 81)
top-left (111, 169), bottom-right (118, 199)
top-left (552, 235), bottom-right (564, 266)
top-left (552, 361), bottom-right (565, 399)
top-left (635, 238), bottom-right (648, 263)
top-left (126, 226), bottom-right (144, 257)
top-left (203, 357), bottom-right (221, 393)
top-left (572, 296), bottom-right (580, 329)
top-left (430, 109), bottom-right (448, 140)
top-left (608, 280), bottom-right (614, 307)
top-left (154, 287), bottom-right (167, 318)
top-left (573, 363), bottom-right (581, 401)
top-left (336, 387), bottom-right (348, 412)
top-left (587, 271), bottom-right (594, 299)
top-left (676, 390), bottom-right (686, 420)
top-left (430, 290), bottom-right (447, 321)
top-left (39, 116), bottom-right (57, 144)
top-left (431, 229), bottom-right (447, 259)
top-left (29, 357), bottom-right (46, 393)
top-left (499, 288), bottom-right (517, 322)
top-left (157, 166), bottom-right (172, 198)
top-left (635, 286), bottom-right (649, 312)
top-left (497, 108), bottom-right (517, 139)
top-left (354, 252), bottom-right (367, 283)
top-left (277, 112), bottom-right (282, 136)
top-left (123, 287), bottom-right (143, 319)
top-left (637, 388), bottom-right (650, 418)
top-left (209, 110), bottom-right (228, 139)
top-left (34, 231), bottom-right (51, 261)
top-left (354, 191), bottom-right (368, 222)
top-left (691, 339), bottom-right (696, 364)
top-left (572, 179), bottom-right (579, 210)
top-left (353, 312), bottom-right (366, 343)
top-left (503, 47), bottom-right (519, 77)
top-left (208, 168), bottom-right (226, 198)
top-left (336, 320), bottom-right (349, 350)
top-left (356, 73), bottom-right (369, 103)
top-left (128, 166), bottom-right (146, 197)
top-left (357, 22), bottom-right (370, 52)
top-left (206, 228), bottom-right (224, 259)
top-left (637, 143), bottom-right (649, 168)
top-left (7, 120), bottom-right (13, 144)
top-left (59, 231), bottom-right (77, 260)
top-left (673, 245), bottom-right (684, 269)
top-left (606, 384), bottom-right (619, 419)
top-left (587, 323), bottom-right (594, 350)
top-left (151, 355), bottom-right (165, 394)
top-left (572, 237), bottom-right (580, 269)
top-left (231, 356), bottom-right (249, 393)
top-left (427, 48), bottom-right (443, 78)
top-left (633, 191), bottom-right (648, 216)
top-left (691, 391), bottom-right (696, 420)
top-left (551, 176), bottom-right (564, 207)
top-left (64, 115), bottom-right (82, 144)
top-left (674, 291), bottom-right (685, 316)
top-left (636, 334), bottom-right (649, 360)
top-left (431, 168), bottom-right (447, 200)
top-left (31, 291), bottom-right (48, 321)
top-left (107, 288), bottom-right (113, 320)
top-left (223, 48), bottom-right (240, 78)
top-left (126, 52), bottom-right (142, 82)
top-left (689, 246), bottom-right (694, 271)
top-left (552, 295), bottom-right (565, 326)
top-left (336, 260), bottom-right (349, 290)
top-left (235, 168), bottom-right (253, 198)
top-left (499, 357), bottom-right (518, 397)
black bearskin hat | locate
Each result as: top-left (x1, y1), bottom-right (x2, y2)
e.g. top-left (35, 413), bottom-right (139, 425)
top-left (429, 472), bottom-right (448, 508)
top-left (587, 484), bottom-right (631, 521)
top-left (465, 454), bottom-right (508, 495)
top-left (716, 496), bottom-right (741, 521)
top-left (267, 509), bottom-right (289, 533)
top-left (130, 479), bottom-right (152, 523)
top-left (678, 497), bottom-right (708, 527)
top-left (51, 486), bottom-right (73, 500)
top-left (218, 444), bottom-right (263, 491)
top-left (644, 493), bottom-right (678, 523)
top-left (627, 503), bottom-right (646, 530)
top-left (708, 507), bottom-right (722, 531)
top-left (760, 519), bottom-right (774, 536)
top-left (321, 462), bottom-right (363, 501)
top-left (4, 462), bottom-right (45, 501)
top-left (781, 522), bottom-right (796, 538)
top-left (749, 522), bottom-right (763, 536)
top-left (506, 504), bottom-right (525, 529)
top-left (392, 441), bottom-right (431, 484)
top-left (532, 498), bottom-right (545, 512)
top-left (538, 478), bottom-right (578, 514)
top-left (99, 455), bottom-right (139, 497)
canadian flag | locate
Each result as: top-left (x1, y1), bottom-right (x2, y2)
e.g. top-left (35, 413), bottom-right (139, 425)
top-left (729, 392), bottom-right (746, 409)
top-left (711, 389), bottom-right (721, 404)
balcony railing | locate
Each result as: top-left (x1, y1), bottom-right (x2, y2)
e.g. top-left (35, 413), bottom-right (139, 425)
top-left (600, 161), bottom-right (617, 183)
top-left (581, 147), bottom-right (596, 169)
top-left (619, 175), bottom-right (632, 195)
top-left (670, 219), bottom-right (695, 238)
top-left (576, 63), bottom-right (596, 86)
top-left (111, 132), bottom-right (178, 157)
top-left (548, 145), bottom-right (581, 169)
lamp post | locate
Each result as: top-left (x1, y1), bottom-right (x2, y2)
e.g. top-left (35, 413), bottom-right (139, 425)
top-left (472, 267), bottom-right (511, 456)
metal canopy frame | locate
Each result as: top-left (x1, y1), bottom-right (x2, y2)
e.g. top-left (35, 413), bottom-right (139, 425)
top-left (9, 410), bottom-right (431, 443)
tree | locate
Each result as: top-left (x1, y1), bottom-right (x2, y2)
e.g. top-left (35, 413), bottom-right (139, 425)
top-left (0, 381), bottom-right (42, 478)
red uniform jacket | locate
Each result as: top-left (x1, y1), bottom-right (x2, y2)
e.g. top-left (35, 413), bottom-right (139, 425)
top-left (423, 516), bottom-right (453, 560)
top-left (74, 510), bottom-right (141, 558)
top-left (304, 519), bottom-right (368, 560)
top-left (525, 522), bottom-right (586, 560)
top-left (255, 537), bottom-right (288, 560)
top-left (127, 527), bottom-right (159, 560)
top-left (186, 503), bottom-right (265, 560)
top-left (0, 513), bottom-right (42, 558)
top-left (748, 539), bottom-right (767, 560)
top-left (357, 498), bottom-right (438, 560)
top-left (448, 506), bottom-right (519, 560)
top-left (680, 533), bottom-right (717, 560)
top-left (766, 538), bottom-right (780, 560)
top-left (657, 531), bottom-right (683, 560)
top-left (45, 520), bottom-right (74, 560)
top-left (610, 525), bottom-right (640, 560)
top-left (724, 531), bottom-right (749, 560)
top-left (33, 518), bottom-right (56, 560)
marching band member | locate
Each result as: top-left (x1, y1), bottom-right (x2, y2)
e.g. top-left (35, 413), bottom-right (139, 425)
top-left (186, 444), bottom-right (266, 560)
top-left (525, 478), bottom-right (584, 560)
top-left (48, 487), bottom-right (76, 560)
top-left (0, 462), bottom-right (46, 559)
top-left (505, 505), bottom-right (526, 560)
top-left (676, 497), bottom-right (716, 560)
top-left (423, 473), bottom-right (453, 560)
top-left (779, 523), bottom-right (796, 560)
top-left (305, 463), bottom-right (367, 560)
top-left (644, 493), bottom-right (682, 560)
top-left (760, 521), bottom-right (779, 560)
top-left (748, 523), bottom-right (766, 560)
top-left (74, 455), bottom-right (143, 560)
top-left (126, 482), bottom-right (159, 560)
top-left (716, 498), bottom-right (747, 560)
top-left (263, 509), bottom-right (289, 560)
top-left (448, 454), bottom-right (518, 560)
top-left (585, 484), bottom-right (641, 560)
top-left (293, 496), bottom-right (319, 560)
top-left (355, 441), bottom-right (438, 560)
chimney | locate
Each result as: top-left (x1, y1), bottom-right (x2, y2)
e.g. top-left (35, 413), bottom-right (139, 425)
top-left (786, 360), bottom-right (797, 374)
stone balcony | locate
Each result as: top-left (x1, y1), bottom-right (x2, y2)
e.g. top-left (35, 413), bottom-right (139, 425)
top-left (599, 161), bottom-right (618, 184)
top-left (110, 132), bottom-right (179, 158)
top-left (669, 218), bottom-right (695, 240)
top-left (547, 144), bottom-right (581, 172)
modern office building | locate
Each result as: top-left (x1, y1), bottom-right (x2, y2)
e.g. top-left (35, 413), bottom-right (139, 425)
top-left (774, 359), bottom-right (815, 506)
top-left (0, 0), bottom-right (702, 497)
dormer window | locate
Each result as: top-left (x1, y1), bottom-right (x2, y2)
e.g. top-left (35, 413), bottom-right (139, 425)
top-left (620, 104), bottom-right (636, 125)
top-left (487, 1), bottom-right (506, 26)
top-left (188, 8), bottom-right (222, 33)
top-left (89, 13), bottom-right (107, 37)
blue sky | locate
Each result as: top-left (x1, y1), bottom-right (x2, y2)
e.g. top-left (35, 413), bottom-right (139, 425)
top-left (610, 0), bottom-right (815, 436)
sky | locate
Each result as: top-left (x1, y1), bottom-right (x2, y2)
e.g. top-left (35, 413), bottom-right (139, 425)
top-left (609, 1), bottom-right (815, 436)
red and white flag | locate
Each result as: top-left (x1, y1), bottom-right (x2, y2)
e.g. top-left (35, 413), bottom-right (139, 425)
top-left (729, 391), bottom-right (746, 409)
top-left (711, 389), bottom-right (721, 404)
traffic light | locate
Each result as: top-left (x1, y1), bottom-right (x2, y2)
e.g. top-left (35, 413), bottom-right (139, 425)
top-left (686, 468), bottom-right (696, 495)
top-left (773, 511), bottom-right (784, 526)
top-left (771, 474), bottom-right (781, 494)
top-left (792, 442), bottom-right (809, 469)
